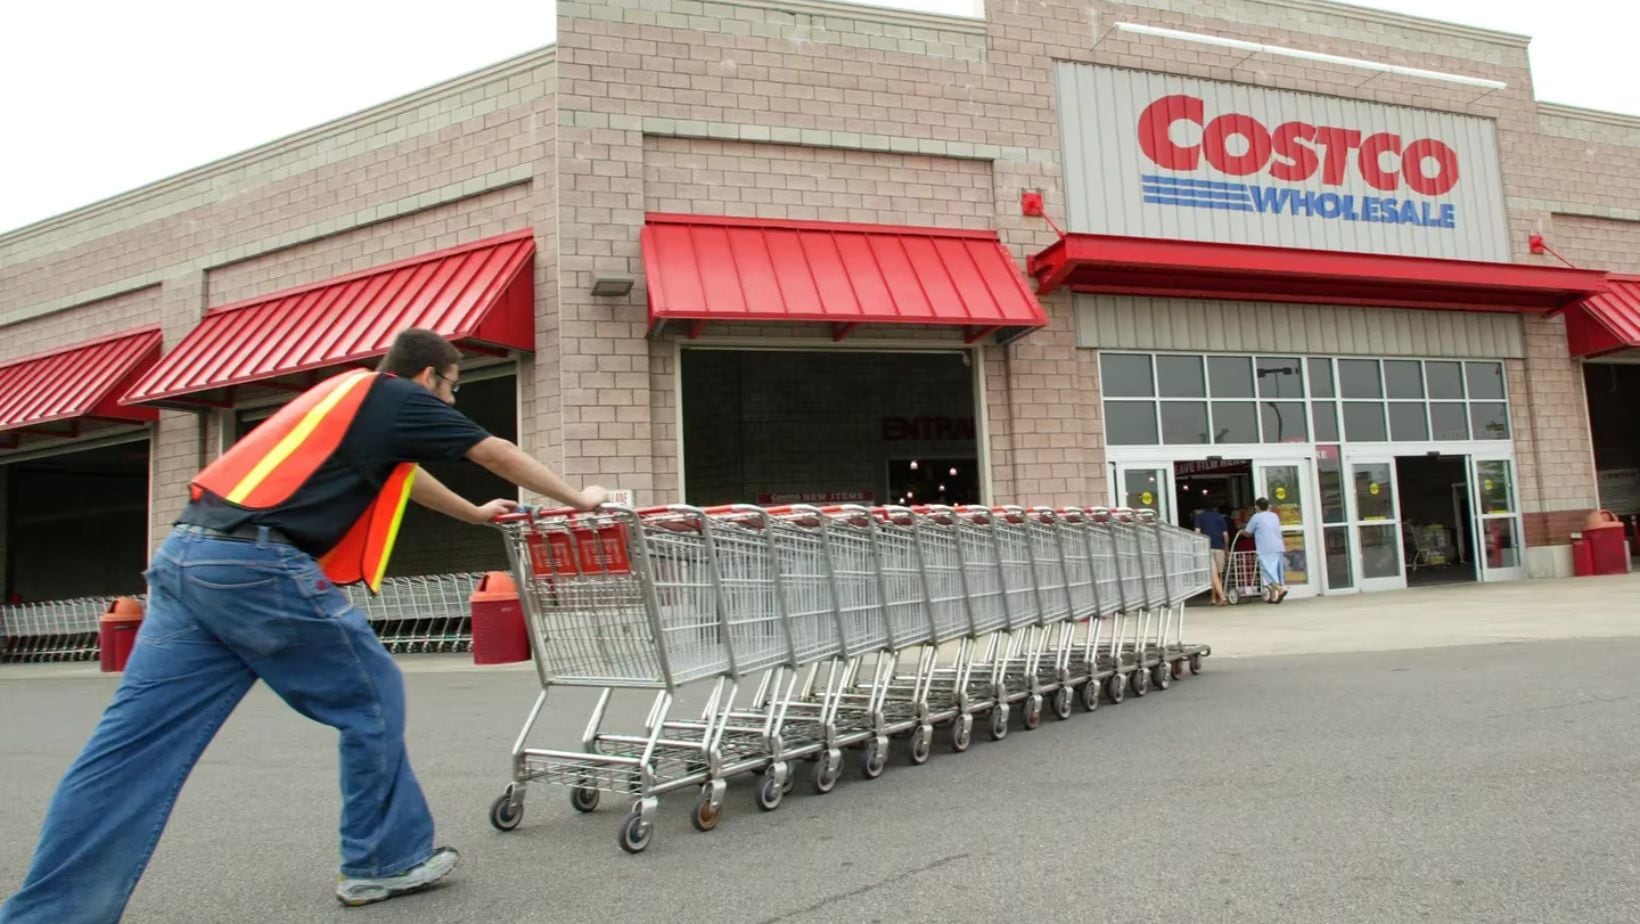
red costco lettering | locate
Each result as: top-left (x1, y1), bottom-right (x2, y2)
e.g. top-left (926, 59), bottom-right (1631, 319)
top-left (1136, 94), bottom-right (1460, 196)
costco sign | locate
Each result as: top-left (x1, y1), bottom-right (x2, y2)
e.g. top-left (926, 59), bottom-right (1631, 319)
top-left (1056, 65), bottom-right (1510, 261)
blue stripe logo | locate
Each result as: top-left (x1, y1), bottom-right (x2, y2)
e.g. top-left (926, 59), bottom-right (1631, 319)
top-left (1138, 174), bottom-right (1457, 229)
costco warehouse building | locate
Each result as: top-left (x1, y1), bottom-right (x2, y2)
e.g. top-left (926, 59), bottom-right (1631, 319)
top-left (2, 0), bottom-right (1638, 615)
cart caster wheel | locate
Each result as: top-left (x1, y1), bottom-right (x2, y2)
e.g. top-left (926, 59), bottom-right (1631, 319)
top-left (1079, 680), bottom-right (1100, 712)
top-left (489, 793), bottom-right (524, 832)
top-left (1225, 589), bottom-right (1240, 605)
top-left (1152, 662), bottom-right (1173, 691)
top-left (691, 786), bottom-right (723, 833)
top-left (569, 786), bottom-right (600, 814)
top-left (951, 716), bottom-right (973, 753)
top-left (1190, 653), bottom-right (1203, 675)
top-left (782, 773), bottom-right (796, 795)
top-left (861, 738), bottom-right (888, 780)
top-left (1172, 659), bottom-right (1186, 680)
top-left (617, 811), bottom-right (654, 854)
top-left (1022, 695), bottom-right (1043, 730)
top-left (988, 706), bottom-right (1010, 741)
top-left (1106, 674), bottom-right (1126, 704)
top-left (908, 725), bottom-right (933, 765)
top-left (1131, 666), bottom-right (1151, 697)
top-left (755, 772), bottom-right (784, 812)
top-left (813, 750), bottom-right (841, 795)
top-left (1052, 687), bottom-right (1074, 721)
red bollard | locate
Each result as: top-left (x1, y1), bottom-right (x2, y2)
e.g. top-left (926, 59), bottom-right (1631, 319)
top-left (99, 597), bottom-right (145, 672)
top-left (470, 572), bottom-right (529, 664)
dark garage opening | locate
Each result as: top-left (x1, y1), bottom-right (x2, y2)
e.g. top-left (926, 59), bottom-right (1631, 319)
top-left (3, 440), bottom-right (151, 603)
top-left (681, 349), bottom-right (981, 508)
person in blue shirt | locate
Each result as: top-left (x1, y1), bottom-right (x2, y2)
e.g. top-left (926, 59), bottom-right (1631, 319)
top-left (1245, 497), bottom-right (1288, 603)
top-left (1193, 504), bottom-right (1230, 605)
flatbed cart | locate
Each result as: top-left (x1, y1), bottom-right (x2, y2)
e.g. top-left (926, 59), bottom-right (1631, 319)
top-left (1222, 530), bottom-right (1263, 605)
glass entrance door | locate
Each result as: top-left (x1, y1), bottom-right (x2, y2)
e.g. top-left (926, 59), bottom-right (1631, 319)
top-left (1112, 462), bottom-right (1174, 524)
top-left (1253, 459), bottom-right (1317, 598)
top-left (1349, 454), bottom-right (1407, 592)
top-left (1470, 453), bottom-right (1524, 581)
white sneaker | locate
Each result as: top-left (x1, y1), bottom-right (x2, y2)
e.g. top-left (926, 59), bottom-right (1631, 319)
top-left (336, 846), bottom-right (460, 907)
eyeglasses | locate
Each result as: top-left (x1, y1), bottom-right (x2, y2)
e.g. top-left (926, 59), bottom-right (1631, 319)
top-left (434, 372), bottom-right (461, 395)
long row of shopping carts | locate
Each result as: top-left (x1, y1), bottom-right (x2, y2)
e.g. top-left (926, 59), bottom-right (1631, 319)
top-left (487, 502), bottom-right (1213, 853)
top-left (0, 573), bottom-right (484, 663)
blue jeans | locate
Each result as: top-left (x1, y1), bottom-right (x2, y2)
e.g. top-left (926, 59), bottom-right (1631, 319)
top-left (1, 527), bottom-right (435, 924)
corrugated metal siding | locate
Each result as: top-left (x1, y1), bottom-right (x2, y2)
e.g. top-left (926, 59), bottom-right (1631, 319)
top-left (1075, 295), bottom-right (1524, 358)
top-left (1056, 63), bottom-right (1511, 262)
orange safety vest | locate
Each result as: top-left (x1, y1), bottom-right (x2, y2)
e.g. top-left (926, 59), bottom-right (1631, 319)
top-left (190, 369), bottom-right (416, 593)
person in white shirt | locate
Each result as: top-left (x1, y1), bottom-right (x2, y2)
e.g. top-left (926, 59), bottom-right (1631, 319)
top-left (1245, 497), bottom-right (1288, 604)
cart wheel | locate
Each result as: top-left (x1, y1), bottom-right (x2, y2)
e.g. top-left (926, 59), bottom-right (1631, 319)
top-left (951, 716), bottom-right (973, 753)
top-left (1172, 659), bottom-right (1186, 680)
top-left (755, 771), bottom-right (784, 812)
top-left (1152, 662), bottom-right (1173, 691)
top-left (691, 786), bottom-right (722, 833)
top-left (1079, 680), bottom-right (1100, 712)
top-left (1225, 588), bottom-right (1240, 605)
top-left (813, 751), bottom-right (841, 795)
top-left (1052, 687), bottom-right (1074, 721)
top-left (1022, 695), bottom-right (1042, 730)
top-left (908, 725), bottom-right (933, 765)
top-left (1190, 653), bottom-right (1203, 675)
top-left (570, 786), bottom-right (600, 814)
top-left (861, 737), bottom-right (888, 779)
top-left (1130, 666), bottom-right (1151, 697)
top-left (1106, 674), bottom-right (1126, 704)
top-left (489, 793), bottom-right (523, 832)
top-left (988, 706), bottom-right (1010, 741)
top-left (617, 811), bottom-right (654, 854)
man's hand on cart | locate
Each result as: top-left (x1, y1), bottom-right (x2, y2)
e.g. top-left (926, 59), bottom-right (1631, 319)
top-left (474, 498), bottom-right (521, 522)
top-left (576, 485), bottom-right (610, 511)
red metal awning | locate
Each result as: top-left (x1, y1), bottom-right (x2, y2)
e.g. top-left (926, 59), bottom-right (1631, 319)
top-left (1565, 275), bottom-right (1640, 359)
top-left (641, 214), bottom-right (1048, 343)
top-left (1028, 233), bottom-right (1610, 313)
top-left (122, 230), bottom-right (535, 409)
top-left (0, 328), bottom-right (162, 450)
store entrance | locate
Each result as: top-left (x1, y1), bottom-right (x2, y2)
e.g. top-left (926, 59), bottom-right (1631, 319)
top-left (1172, 459), bottom-right (1254, 535)
top-left (1394, 454), bottom-right (1476, 586)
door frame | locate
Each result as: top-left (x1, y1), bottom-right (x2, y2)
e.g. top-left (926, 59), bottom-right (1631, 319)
top-left (1469, 450), bottom-right (1526, 582)
top-left (1252, 456), bottom-right (1321, 599)
top-left (1343, 448), bottom-right (1407, 592)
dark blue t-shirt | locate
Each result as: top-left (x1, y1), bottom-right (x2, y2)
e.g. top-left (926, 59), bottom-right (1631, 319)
top-left (1194, 509), bottom-right (1230, 550)
top-left (178, 375), bottom-right (492, 556)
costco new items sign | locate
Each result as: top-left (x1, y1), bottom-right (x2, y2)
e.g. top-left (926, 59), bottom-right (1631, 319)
top-left (1056, 64), bottom-right (1510, 262)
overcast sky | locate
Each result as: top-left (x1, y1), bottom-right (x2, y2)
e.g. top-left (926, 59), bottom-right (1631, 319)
top-left (1, 0), bottom-right (1633, 234)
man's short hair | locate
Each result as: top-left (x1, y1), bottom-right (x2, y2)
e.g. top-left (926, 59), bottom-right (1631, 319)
top-left (379, 328), bottom-right (461, 379)
top-left (1255, 497), bottom-right (1270, 511)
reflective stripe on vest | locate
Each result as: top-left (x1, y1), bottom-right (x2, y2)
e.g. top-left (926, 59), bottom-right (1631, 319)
top-left (190, 369), bottom-right (415, 593)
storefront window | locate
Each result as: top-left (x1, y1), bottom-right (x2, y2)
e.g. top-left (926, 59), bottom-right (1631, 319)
top-left (1343, 402), bottom-right (1387, 442)
top-left (1308, 358), bottom-right (1336, 398)
top-left (1312, 402), bottom-right (1340, 442)
top-left (1261, 401), bottom-right (1307, 442)
top-left (1208, 356), bottom-right (1254, 398)
top-left (1211, 402), bottom-right (1258, 443)
top-left (1102, 354), bottom-right (1154, 397)
top-left (1475, 460), bottom-right (1514, 514)
top-left (1481, 519), bottom-right (1520, 569)
top-left (1256, 357), bottom-right (1304, 398)
top-left (1388, 402), bottom-right (1429, 441)
top-left (1470, 402), bottom-right (1510, 440)
top-left (1324, 526), bottom-right (1353, 590)
top-left (1353, 463), bottom-right (1395, 520)
top-left (1430, 402), bottom-right (1469, 440)
top-left (1106, 401), bottom-right (1159, 445)
top-left (1160, 402), bottom-right (1208, 444)
top-left (1427, 361), bottom-right (1465, 400)
top-left (1384, 360), bottom-right (1424, 399)
top-left (1466, 362), bottom-right (1506, 400)
top-left (1339, 359), bottom-right (1383, 398)
top-left (1157, 355), bottom-right (1205, 397)
top-left (1317, 448), bottom-right (1348, 524)
top-left (1359, 524), bottom-right (1401, 578)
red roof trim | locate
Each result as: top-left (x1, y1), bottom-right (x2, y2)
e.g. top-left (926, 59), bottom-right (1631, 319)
top-left (642, 213), bottom-right (1048, 342)
top-left (0, 327), bottom-right (162, 433)
top-left (1028, 233), bottom-right (1610, 314)
top-left (1566, 274), bottom-right (1640, 358)
top-left (121, 231), bottom-right (535, 408)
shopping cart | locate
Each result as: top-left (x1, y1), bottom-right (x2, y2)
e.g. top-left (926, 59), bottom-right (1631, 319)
top-left (1222, 531), bottom-right (1262, 604)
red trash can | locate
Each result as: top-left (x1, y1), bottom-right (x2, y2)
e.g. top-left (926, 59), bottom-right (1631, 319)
top-left (470, 571), bottom-right (529, 664)
top-left (1571, 535), bottom-right (1594, 577)
top-left (1583, 511), bottom-right (1630, 575)
top-left (99, 597), bottom-right (145, 673)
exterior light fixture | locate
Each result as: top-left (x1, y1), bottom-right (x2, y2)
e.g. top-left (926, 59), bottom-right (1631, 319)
top-left (591, 275), bottom-right (635, 297)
